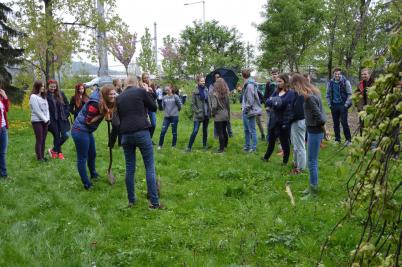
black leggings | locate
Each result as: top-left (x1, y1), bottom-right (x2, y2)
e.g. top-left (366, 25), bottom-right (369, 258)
top-left (263, 125), bottom-right (290, 163)
top-left (215, 121), bottom-right (228, 151)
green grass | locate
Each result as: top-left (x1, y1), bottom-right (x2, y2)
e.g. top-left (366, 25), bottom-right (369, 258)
top-left (0, 103), bottom-right (397, 266)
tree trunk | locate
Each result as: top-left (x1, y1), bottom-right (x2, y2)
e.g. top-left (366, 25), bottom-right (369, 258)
top-left (44, 0), bottom-right (55, 82)
top-left (125, 65), bottom-right (129, 77)
top-left (345, 0), bottom-right (371, 70)
top-left (327, 11), bottom-right (338, 80)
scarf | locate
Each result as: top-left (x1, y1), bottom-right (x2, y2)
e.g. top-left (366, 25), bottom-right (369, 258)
top-left (198, 85), bottom-right (207, 101)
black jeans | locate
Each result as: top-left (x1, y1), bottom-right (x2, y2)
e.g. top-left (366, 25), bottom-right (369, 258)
top-left (330, 104), bottom-right (351, 142)
top-left (264, 125), bottom-right (290, 164)
top-left (48, 120), bottom-right (69, 153)
top-left (215, 121), bottom-right (228, 151)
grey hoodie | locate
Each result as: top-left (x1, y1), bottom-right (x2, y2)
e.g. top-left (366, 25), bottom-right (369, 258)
top-left (162, 94), bottom-right (182, 117)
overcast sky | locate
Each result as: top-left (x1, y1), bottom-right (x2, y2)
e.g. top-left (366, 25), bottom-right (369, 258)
top-left (105, 0), bottom-right (266, 71)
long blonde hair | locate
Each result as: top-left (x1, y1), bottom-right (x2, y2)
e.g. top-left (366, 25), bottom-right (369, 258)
top-left (291, 73), bottom-right (320, 99)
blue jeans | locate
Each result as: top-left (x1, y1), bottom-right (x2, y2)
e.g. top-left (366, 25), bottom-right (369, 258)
top-left (242, 113), bottom-right (257, 150)
top-left (0, 127), bottom-right (8, 177)
top-left (307, 132), bottom-right (324, 186)
top-left (122, 130), bottom-right (159, 205)
top-left (188, 117), bottom-right (209, 149)
top-left (71, 129), bottom-right (98, 189)
top-left (330, 104), bottom-right (351, 142)
top-left (148, 111), bottom-right (157, 138)
top-left (158, 116), bottom-right (179, 147)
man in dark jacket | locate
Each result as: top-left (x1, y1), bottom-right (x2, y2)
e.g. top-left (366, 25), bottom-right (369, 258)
top-left (326, 67), bottom-right (352, 145)
top-left (115, 76), bottom-right (163, 209)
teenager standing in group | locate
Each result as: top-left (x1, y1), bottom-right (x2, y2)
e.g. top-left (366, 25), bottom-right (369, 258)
top-left (46, 80), bottom-right (70, 160)
top-left (157, 84), bottom-right (182, 150)
top-left (0, 86), bottom-right (10, 178)
top-left (261, 74), bottom-right (295, 164)
top-left (290, 81), bottom-right (306, 174)
top-left (71, 84), bottom-right (116, 190)
top-left (356, 68), bottom-right (375, 135)
top-left (186, 75), bottom-right (211, 151)
top-left (326, 67), bottom-right (352, 145)
top-left (291, 73), bottom-right (326, 197)
top-left (241, 69), bottom-right (262, 153)
top-left (30, 81), bottom-right (50, 162)
top-left (70, 83), bottom-right (89, 120)
top-left (140, 73), bottom-right (157, 141)
top-left (210, 78), bottom-right (231, 153)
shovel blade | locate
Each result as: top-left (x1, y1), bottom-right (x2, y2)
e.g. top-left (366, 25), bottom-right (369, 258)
top-left (108, 170), bottom-right (116, 185)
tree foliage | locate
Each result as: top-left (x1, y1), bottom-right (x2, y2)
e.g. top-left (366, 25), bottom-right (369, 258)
top-left (136, 27), bottom-right (156, 75)
top-left (11, 0), bottom-right (118, 82)
top-left (107, 22), bottom-right (137, 76)
top-left (0, 2), bottom-right (23, 86)
top-left (257, 0), bottom-right (325, 72)
top-left (160, 35), bottom-right (184, 83)
top-left (320, 29), bottom-right (401, 266)
top-left (179, 20), bottom-right (246, 76)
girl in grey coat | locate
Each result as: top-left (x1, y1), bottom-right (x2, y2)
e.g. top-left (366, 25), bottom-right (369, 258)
top-left (186, 76), bottom-right (211, 151)
top-left (210, 78), bottom-right (230, 153)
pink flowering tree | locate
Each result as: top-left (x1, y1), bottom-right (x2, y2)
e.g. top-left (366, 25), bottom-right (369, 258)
top-left (107, 23), bottom-right (137, 76)
top-left (160, 35), bottom-right (184, 82)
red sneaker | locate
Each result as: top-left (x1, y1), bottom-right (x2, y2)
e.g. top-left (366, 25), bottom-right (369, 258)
top-left (58, 153), bottom-right (65, 160)
top-left (48, 148), bottom-right (58, 159)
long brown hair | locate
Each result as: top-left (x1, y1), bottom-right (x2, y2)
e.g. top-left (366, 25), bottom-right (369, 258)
top-left (213, 78), bottom-right (229, 101)
top-left (47, 80), bottom-right (64, 104)
top-left (99, 84), bottom-right (116, 120)
top-left (31, 81), bottom-right (46, 98)
top-left (74, 83), bottom-right (89, 108)
top-left (277, 74), bottom-right (290, 92)
top-left (291, 73), bottom-right (320, 99)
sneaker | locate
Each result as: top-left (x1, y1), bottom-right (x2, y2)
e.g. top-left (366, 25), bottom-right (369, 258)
top-left (84, 183), bottom-right (93, 190)
top-left (248, 149), bottom-right (256, 153)
top-left (261, 157), bottom-right (268, 162)
top-left (157, 146), bottom-right (162, 150)
top-left (345, 140), bottom-right (352, 146)
top-left (243, 146), bottom-right (250, 151)
top-left (185, 147), bottom-right (192, 152)
top-left (149, 203), bottom-right (165, 210)
top-left (48, 148), bottom-right (57, 159)
top-left (58, 153), bottom-right (65, 160)
top-left (290, 169), bottom-right (303, 175)
top-left (127, 202), bottom-right (135, 208)
top-left (216, 149), bottom-right (224, 153)
top-left (203, 145), bottom-right (209, 150)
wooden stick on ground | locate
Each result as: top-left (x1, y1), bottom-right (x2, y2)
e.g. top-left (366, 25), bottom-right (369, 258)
top-left (285, 182), bottom-right (295, 206)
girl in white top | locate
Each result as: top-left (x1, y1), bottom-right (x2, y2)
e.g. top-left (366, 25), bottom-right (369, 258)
top-left (29, 81), bottom-right (50, 161)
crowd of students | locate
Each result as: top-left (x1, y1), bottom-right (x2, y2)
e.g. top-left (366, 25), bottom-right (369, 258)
top-left (0, 66), bottom-right (379, 207)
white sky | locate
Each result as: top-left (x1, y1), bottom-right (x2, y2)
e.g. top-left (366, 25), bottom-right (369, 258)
top-left (106, 0), bottom-right (266, 71)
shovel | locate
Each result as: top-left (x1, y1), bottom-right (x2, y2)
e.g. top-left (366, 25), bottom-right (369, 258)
top-left (107, 121), bottom-right (116, 185)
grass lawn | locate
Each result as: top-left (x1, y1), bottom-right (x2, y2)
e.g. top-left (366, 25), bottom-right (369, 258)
top-left (0, 101), bottom-right (398, 266)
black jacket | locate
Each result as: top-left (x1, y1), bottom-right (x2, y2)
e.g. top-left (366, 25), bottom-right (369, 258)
top-left (266, 90), bottom-right (295, 130)
top-left (291, 92), bottom-right (305, 122)
top-left (116, 86), bottom-right (157, 135)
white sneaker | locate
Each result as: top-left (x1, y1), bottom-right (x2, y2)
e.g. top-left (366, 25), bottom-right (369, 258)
top-left (345, 140), bottom-right (352, 146)
top-left (157, 146), bottom-right (162, 150)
